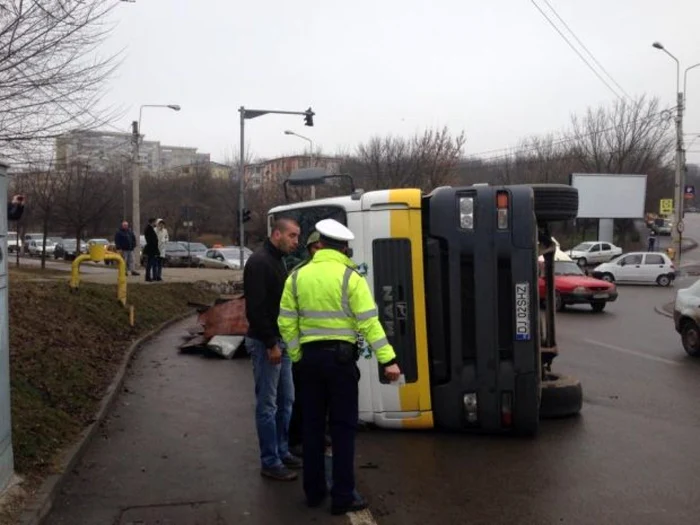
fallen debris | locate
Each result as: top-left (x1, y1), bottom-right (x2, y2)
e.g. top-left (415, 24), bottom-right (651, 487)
top-left (180, 292), bottom-right (248, 359)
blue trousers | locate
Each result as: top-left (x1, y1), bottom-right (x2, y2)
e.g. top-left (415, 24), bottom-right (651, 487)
top-left (299, 343), bottom-right (358, 507)
top-left (246, 337), bottom-right (294, 470)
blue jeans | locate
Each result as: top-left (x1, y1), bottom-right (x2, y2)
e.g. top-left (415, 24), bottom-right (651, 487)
top-left (246, 337), bottom-right (295, 469)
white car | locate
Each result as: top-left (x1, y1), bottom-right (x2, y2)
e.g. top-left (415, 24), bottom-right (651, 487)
top-left (568, 241), bottom-right (623, 266)
top-left (591, 252), bottom-right (676, 286)
top-left (197, 247), bottom-right (251, 269)
top-left (674, 279), bottom-right (700, 357)
top-left (27, 238), bottom-right (60, 257)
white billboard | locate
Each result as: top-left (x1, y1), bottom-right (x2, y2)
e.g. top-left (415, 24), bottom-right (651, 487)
top-left (570, 173), bottom-right (647, 219)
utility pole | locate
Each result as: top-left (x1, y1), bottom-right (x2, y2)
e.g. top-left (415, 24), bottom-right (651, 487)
top-left (674, 91), bottom-right (684, 268)
top-left (131, 120), bottom-right (141, 263)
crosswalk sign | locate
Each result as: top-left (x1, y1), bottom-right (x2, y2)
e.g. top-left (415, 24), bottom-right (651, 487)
top-left (660, 198), bottom-right (673, 215)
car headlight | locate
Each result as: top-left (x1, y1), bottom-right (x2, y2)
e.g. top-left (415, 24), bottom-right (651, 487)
top-left (573, 286), bottom-right (590, 294)
top-left (459, 197), bottom-right (474, 230)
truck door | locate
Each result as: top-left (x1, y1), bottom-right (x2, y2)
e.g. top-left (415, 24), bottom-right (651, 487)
top-left (359, 189), bottom-right (433, 429)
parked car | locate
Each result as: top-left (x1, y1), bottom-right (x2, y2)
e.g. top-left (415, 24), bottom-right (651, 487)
top-left (673, 279), bottom-right (700, 357)
top-left (22, 233), bottom-right (45, 255)
top-left (197, 247), bottom-right (251, 269)
top-left (591, 252), bottom-right (675, 286)
top-left (178, 241), bottom-right (208, 267)
top-left (139, 241), bottom-right (192, 267)
top-left (7, 231), bottom-right (21, 253)
top-left (651, 218), bottom-right (673, 236)
top-left (567, 241), bottom-right (622, 266)
top-left (27, 237), bottom-right (61, 257)
top-left (54, 239), bottom-right (88, 261)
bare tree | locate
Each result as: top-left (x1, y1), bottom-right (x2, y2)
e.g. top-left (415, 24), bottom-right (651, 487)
top-left (0, 0), bottom-right (120, 157)
top-left (18, 161), bottom-right (64, 268)
top-left (54, 161), bottom-right (120, 248)
top-left (345, 127), bottom-right (466, 191)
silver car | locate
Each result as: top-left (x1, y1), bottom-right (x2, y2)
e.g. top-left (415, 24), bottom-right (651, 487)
top-left (197, 247), bottom-right (251, 269)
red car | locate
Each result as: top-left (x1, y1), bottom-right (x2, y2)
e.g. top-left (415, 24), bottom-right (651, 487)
top-left (539, 259), bottom-right (618, 312)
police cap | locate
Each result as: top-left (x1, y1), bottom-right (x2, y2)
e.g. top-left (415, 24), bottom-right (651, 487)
top-left (315, 219), bottom-right (355, 243)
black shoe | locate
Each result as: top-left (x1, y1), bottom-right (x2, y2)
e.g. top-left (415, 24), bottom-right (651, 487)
top-left (261, 465), bottom-right (298, 481)
top-left (145, 278), bottom-right (152, 282)
top-left (155, 278), bottom-right (163, 281)
top-left (331, 497), bottom-right (368, 515)
top-left (282, 454), bottom-right (303, 469)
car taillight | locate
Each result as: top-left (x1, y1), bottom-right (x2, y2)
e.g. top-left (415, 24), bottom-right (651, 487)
top-left (501, 392), bottom-right (513, 428)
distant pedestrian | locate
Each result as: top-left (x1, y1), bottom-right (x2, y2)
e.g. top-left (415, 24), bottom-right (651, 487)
top-left (648, 229), bottom-right (657, 252)
top-left (155, 219), bottom-right (169, 282)
top-left (7, 194), bottom-right (25, 221)
top-left (143, 218), bottom-right (159, 282)
top-left (244, 216), bottom-right (302, 481)
top-left (114, 221), bottom-right (140, 276)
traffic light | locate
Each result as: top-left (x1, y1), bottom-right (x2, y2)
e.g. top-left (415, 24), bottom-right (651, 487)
top-left (304, 107), bottom-right (314, 127)
top-left (239, 209), bottom-right (251, 223)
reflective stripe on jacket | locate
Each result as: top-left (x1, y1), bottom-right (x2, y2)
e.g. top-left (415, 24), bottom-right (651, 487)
top-left (278, 248), bottom-right (397, 365)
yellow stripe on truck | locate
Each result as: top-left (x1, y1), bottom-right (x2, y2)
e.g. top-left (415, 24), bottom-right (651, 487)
top-left (388, 188), bottom-right (434, 429)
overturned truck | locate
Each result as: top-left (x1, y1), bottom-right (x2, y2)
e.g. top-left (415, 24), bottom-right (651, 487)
top-left (269, 170), bottom-right (582, 436)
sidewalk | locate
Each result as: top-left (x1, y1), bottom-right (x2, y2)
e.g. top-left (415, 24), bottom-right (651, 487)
top-left (41, 317), bottom-right (351, 525)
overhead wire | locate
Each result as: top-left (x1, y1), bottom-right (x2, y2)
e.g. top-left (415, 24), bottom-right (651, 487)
top-left (530, 0), bottom-right (625, 101)
top-left (541, 0), bottom-right (631, 100)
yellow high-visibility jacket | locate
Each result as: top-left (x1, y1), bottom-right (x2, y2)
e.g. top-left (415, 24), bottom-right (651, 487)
top-left (278, 248), bottom-right (397, 366)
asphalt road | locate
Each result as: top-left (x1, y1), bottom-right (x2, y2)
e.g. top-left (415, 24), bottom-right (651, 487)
top-left (40, 217), bottom-right (700, 525)
top-left (353, 215), bottom-right (700, 525)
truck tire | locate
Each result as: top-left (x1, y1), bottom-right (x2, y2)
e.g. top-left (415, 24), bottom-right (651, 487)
top-left (540, 372), bottom-right (582, 419)
top-left (531, 184), bottom-right (579, 222)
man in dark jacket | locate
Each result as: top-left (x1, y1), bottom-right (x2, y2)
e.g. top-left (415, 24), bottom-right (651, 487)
top-left (143, 218), bottom-right (159, 282)
top-left (7, 194), bottom-right (25, 221)
top-left (244, 217), bottom-right (301, 481)
top-left (114, 221), bottom-right (140, 276)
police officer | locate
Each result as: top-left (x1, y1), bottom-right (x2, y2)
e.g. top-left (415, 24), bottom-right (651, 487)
top-left (279, 219), bottom-right (401, 515)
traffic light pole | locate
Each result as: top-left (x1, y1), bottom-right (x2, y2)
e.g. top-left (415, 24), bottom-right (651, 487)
top-left (238, 106), bottom-right (315, 269)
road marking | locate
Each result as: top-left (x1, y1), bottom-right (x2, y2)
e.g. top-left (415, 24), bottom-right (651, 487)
top-left (348, 508), bottom-right (378, 525)
top-left (584, 339), bottom-right (680, 366)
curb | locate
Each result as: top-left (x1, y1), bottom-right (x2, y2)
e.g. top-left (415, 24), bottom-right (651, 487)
top-left (18, 310), bottom-right (199, 525)
top-left (654, 305), bottom-right (673, 319)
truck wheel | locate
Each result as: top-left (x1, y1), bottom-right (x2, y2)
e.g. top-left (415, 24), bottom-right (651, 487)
top-left (681, 319), bottom-right (700, 357)
top-left (540, 372), bottom-right (582, 419)
top-left (531, 184), bottom-right (579, 222)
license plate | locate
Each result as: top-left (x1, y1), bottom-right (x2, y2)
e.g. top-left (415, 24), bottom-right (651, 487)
top-left (514, 282), bottom-right (530, 341)
top-left (593, 293), bottom-right (608, 299)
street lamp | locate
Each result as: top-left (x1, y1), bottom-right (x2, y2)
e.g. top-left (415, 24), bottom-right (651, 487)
top-left (652, 41), bottom-right (698, 267)
top-left (284, 130), bottom-right (316, 198)
top-left (238, 106), bottom-right (315, 268)
top-left (132, 104), bottom-right (181, 262)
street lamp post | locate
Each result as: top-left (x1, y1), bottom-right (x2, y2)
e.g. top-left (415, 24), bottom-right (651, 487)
top-left (132, 104), bottom-right (180, 262)
top-left (284, 130), bottom-right (316, 198)
top-left (238, 106), bottom-right (315, 269)
top-left (652, 42), bottom-right (697, 268)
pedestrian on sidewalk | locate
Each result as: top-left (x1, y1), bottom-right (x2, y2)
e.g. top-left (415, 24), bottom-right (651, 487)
top-left (143, 218), bottom-right (159, 282)
top-left (155, 219), bottom-right (169, 282)
top-left (648, 229), bottom-right (657, 252)
top-left (114, 221), bottom-right (140, 276)
top-left (279, 219), bottom-right (402, 515)
top-left (244, 217), bottom-right (302, 481)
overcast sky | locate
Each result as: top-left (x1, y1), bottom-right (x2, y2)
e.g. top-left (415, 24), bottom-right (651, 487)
top-left (101, 0), bottom-right (700, 164)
